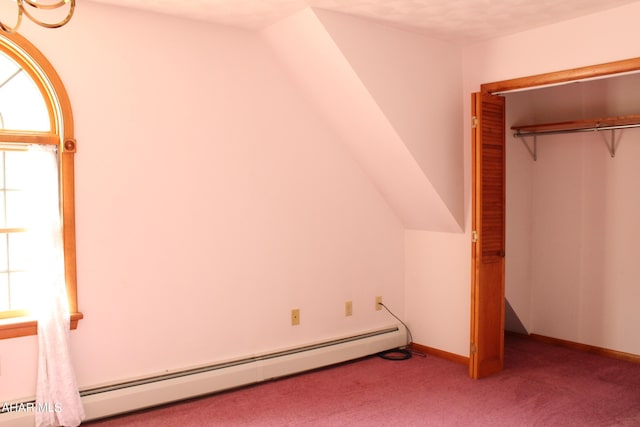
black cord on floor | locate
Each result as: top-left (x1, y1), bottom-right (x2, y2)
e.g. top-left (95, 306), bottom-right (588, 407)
top-left (378, 347), bottom-right (413, 361)
top-left (376, 302), bottom-right (425, 361)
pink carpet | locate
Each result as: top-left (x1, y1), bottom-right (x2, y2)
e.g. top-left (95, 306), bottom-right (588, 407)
top-left (85, 334), bottom-right (640, 426)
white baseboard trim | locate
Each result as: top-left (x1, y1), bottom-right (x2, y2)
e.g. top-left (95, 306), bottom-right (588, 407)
top-left (1, 325), bottom-right (406, 425)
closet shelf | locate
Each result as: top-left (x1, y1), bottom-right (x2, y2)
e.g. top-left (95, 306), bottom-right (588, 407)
top-left (512, 114), bottom-right (640, 135)
top-left (511, 114), bottom-right (640, 160)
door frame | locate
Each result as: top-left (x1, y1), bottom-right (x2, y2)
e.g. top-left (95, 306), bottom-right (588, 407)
top-left (470, 56), bottom-right (640, 378)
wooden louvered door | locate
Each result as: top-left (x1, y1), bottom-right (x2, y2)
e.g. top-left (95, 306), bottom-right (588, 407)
top-left (470, 92), bottom-right (505, 379)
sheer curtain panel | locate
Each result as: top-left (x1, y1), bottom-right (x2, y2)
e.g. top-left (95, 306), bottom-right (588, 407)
top-left (27, 144), bottom-right (84, 427)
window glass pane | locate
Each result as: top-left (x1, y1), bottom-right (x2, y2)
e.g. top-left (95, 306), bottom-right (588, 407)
top-left (8, 232), bottom-right (28, 271)
top-left (0, 53), bottom-right (18, 84)
top-left (0, 151), bottom-right (4, 188)
top-left (0, 234), bottom-right (6, 271)
top-left (0, 52), bottom-right (49, 131)
top-left (4, 150), bottom-right (30, 189)
top-left (5, 190), bottom-right (26, 229)
top-left (0, 273), bottom-right (8, 311)
top-left (9, 271), bottom-right (30, 311)
top-left (0, 191), bottom-right (4, 228)
top-left (4, 150), bottom-right (44, 229)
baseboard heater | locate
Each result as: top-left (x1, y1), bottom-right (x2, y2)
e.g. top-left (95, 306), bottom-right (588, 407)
top-left (1, 325), bottom-right (405, 426)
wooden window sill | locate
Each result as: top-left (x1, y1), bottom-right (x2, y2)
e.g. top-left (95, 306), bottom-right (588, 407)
top-left (0, 312), bottom-right (83, 340)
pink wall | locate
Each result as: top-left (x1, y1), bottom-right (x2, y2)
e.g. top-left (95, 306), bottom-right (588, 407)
top-left (407, 1), bottom-right (640, 359)
top-left (262, 8), bottom-right (462, 232)
top-left (0, 3), bottom-right (405, 402)
top-left (460, 3), bottom-right (640, 354)
top-left (463, 3), bottom-right (640, 90)
top-left (503, 95), bottom-right (534, 332)
top-left (314, 9), bottom-right (464, 229)
top-left (3, 0), bottom-right (639, 404)
top-left (267, 8), bottom-right (467, 355)
top-left (405, 230), bottom-right (470, 354)
top-left (506, 75), bottom-right (640, 354)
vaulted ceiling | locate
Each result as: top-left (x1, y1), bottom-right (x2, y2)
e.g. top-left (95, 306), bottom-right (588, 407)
top-left (81, 0), bottom-right (639, 231)
top-left (89, 0), bottom-right (638, 42)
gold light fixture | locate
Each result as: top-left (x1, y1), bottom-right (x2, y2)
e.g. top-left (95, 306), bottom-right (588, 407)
top-left (0, 0), bottom-right (75, 34)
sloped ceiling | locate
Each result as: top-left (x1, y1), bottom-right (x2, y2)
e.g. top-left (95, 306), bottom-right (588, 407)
top-left (88, 0), bottom-right (639, 42)
top-left (81, 0), bottom-right (640, 231)
top-left (262, 8), bottom-right (464, 231)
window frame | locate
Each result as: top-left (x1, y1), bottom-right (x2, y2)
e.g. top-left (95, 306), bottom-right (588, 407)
top-left (0, 32), bottom-right (82, 339)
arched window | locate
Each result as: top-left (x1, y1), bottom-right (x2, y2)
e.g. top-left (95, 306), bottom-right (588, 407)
top-left (0, 31), bottom-right (81, 339)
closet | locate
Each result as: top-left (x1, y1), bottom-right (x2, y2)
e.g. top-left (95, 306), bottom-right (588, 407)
top-left (502, 71), bottom-right (640, 356)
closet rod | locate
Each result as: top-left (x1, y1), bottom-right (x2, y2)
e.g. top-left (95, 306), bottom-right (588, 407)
top-left (513, 122), bottom-right (640, 138)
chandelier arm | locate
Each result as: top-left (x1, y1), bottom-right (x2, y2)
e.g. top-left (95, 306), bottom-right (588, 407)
top-left (22, 0), bottom-right (72, 11)
top-left (20, 0), bottom-right (75, 29)
top-left (0, 8), bottom-right (23, 34)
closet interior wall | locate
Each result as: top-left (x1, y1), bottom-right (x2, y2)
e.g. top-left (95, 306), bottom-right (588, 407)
top-left (504, 72), bottom-right (640, 356)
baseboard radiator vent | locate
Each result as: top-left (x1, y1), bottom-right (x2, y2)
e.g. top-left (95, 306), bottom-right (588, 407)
top-left (1, 325), bottom-right (406, 426)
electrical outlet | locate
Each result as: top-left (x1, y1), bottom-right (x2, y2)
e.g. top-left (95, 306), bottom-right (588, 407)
top-left (376, 296), bottom-right (382, 311)
top-left (291, 309), bottom-right (300, 326)
top-left (345, 301), bottom-right (353, 317)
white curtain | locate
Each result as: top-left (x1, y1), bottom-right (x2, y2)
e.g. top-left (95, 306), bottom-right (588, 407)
top-left (27, 144), bottom-right (84, 427)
